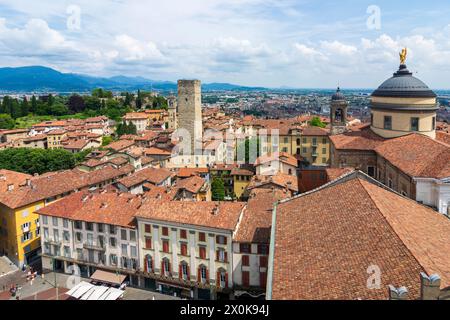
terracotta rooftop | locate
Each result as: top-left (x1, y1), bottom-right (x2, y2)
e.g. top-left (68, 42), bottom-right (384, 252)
top-left (174, 175), bottom-right (207, 194)
top-left (255, 152), bottom-right (298, 168)
top-left (107, 139), bottom-right (135, 152)
top-left (375, 133), bottom-right (450, 179)
top-left (145, 147), bottom-right (172, 156)
top-left (0, 169), bottom-right (32, 192)
top-left (135, 200), bottom-right (246, 231)
top-left (234, 189), bottom-right (289, 244)
top-left (247, 173), bottom-right (299, 193)
top-left (325, 167), bottom-right (355, 182)
top-left (0, 165), bottom-right (133, 209)
top-left (177, 167), bottom-right (209, 178)
top-left (271, 174), bottom-right (450, 300)
top-left (123, 112), bottom-right (149, 120)
top-left (329, 127), bottom-right (385, 151)
top-left (117, 167), bottom-right (172, 188)
top-left (37, 191), bottom-right (143, 228)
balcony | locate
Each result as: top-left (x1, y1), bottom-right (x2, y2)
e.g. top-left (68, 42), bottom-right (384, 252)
top-left (83, 242), bottom-right (106, 251)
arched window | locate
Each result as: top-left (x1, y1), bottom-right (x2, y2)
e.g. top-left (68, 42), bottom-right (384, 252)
top-left (179, 261), bottom-right (190, 280)
top-left (198, 265), bottom-right (208, 284)
top-left (144, 254), bottom-right (153, 273)
top-left (161, 258), bottom-right (170, 276)
top-left (216, 268), bottom-right (228, 288)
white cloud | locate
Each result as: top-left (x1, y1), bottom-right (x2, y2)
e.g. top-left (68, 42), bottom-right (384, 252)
top-left (320, 41), bottom-right (357, 56)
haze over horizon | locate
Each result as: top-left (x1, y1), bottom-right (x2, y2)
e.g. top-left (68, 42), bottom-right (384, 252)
top-left (1, 0), bottom-right (450, 89)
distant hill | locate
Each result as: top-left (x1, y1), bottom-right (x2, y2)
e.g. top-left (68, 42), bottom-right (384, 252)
top-left (0, 66), bottom-right (266, 93)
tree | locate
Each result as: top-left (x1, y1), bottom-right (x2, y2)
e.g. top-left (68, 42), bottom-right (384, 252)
top-left (0, 148), bottom-right (76, 175)
top-left (49, 103), bottom-right (69, 116)
top-left (20, 97), bottom-right (29, 117)
top-left (102, 136), bottom-right (114, 146)
top-left (136, 90), bottom-right (143, 109)
top-left (310, 116), bottom-right (327, 128)
top-left (211, 177), bottom-right (226, 201)
top-left (68, 94), bottom-right (85, 113)
top-left (0, 114), bottom-right (15, 129)
top-left (84, 96), bottom-right (101, 111)
top-left (30, 95), bottom-right (38, 114)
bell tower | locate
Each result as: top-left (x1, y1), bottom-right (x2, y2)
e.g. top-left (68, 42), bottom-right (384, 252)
top-left (330, 87), bottom-right (348, 135)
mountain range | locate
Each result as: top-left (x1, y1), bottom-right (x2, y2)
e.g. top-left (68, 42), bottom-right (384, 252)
top-left (0, 66), bottom-right (267, 93)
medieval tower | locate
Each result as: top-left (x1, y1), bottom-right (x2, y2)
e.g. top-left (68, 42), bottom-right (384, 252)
top-left (167, 95), bottom-right (178, 130)
top-left (177, 80), bottom-right (203, 154)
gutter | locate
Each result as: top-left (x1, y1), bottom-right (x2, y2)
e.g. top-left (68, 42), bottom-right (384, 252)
top-left (265, 201), bottom-right (278, 300)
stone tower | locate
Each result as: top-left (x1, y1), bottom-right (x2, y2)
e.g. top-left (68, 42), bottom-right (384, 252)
top-left (177, 80), bottom-right (203, 154)
top-left (167, 95), bottom-right (178, 130)
top-left (330, 87), bottom-right (348, 135)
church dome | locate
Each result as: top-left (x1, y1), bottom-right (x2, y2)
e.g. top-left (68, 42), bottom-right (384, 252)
top-left (371, 64), bottom-right (436, 98)
top-left (332, 87), bottom-right (346, 101)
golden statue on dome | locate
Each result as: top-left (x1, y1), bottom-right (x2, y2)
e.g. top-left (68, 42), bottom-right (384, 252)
top-left (399, 48), bottom-right (407, 65)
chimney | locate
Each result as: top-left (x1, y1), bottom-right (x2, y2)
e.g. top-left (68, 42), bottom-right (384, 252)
top-left (82, 195), bottom-right (89, 203)
top-left (7, 184), bottom-right (14, 191)
top-left (420, 273), bottom-right (441, 300)
top-left (0, 174), bottom-right (5, 181)
top-left (26, 179), bottom-right (31, 187)
top-left (212, 204), bottom-right (220, 215)
top-left (388, 285), bottom-right (408, 300)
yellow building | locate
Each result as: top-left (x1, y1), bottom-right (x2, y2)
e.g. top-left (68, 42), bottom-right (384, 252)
top-left (47, 129), bottom-right (67, 149)
top-left (231, 168), bottom-right (254, 200)
top-left (299, 127), bottom-right (330, 166)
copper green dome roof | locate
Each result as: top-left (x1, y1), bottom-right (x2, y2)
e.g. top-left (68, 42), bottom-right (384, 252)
top-left (371, 64), bottom-right (436, 98)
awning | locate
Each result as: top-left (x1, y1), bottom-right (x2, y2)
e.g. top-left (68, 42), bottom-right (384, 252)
top-left (66, 281), bottom-right (124, 300)
top-left (90, 270), bottom-right (127, 286)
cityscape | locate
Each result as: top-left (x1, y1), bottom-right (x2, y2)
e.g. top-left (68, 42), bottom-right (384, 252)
top-left (0, 0), bottom-right (449, 311)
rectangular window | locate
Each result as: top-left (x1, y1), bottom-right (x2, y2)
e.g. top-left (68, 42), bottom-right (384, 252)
top-left (87, 233), bottom-right (93, 245)
top-left (240, 243), bottom-right (251, 254)
top-left (145, 237), bottom-right (152, 249)
top-left (97, 223), bottom-right (104, 233)
top-left (302, 147), bottom-right (307, 154)
top-left (75, 232), bottom-right (82, 243)
top-left (130, 246), bottom-right (137, 258)
top-left (121, 244), bottom-right (128, 256)
top-left (322, 138), bottom-right (327, 144)
top-left (144, 224), bottom-right (151, 233)
top-left (43, 227), bottom-right (49, 239)
top-left (63, 219), bottom-right (69, 229)
top-left (180, 243), bottom-right (188, 256)
top-left (180, 229), bottom-right (187, 239)
top-left (42, 216), bottom-right (48, 225)
top-left (129, 230), bottom-right (136, 242)
top-left (411, 117), bottom-right (419, 131)
top-left (242, 255), bottom-right (250, 267)
top-left (52, 217), bottom-right (58, 227)
top-left (216, 235), bottom-right (227, 245)
top-left (109, 237), bottom-right (117, 247)
top-left (63, 231), bottom-right (70, 242)
top-left (121, 229), bottom-right (127, 241)
top-left (257, 244), bottom-right (269, 255)
top-left (242, 271), bottom-right (250, 287)
top-left (162, 227), bottom-right (169, 237)
top-left (162, 240), bottom-right (170, 253)
top-left (199, 246), bottom-right (206, 259)
top-left (384, 116), bottom-right (392, 130)
top-left (322, 148), bottom-right (327, 154)
top-left (109, 225), bottom-right (116, 235)
top-left (53, 230), bottom-right (59, 242)
top-left (86, 222), bottom-right (93, 231)
top-left (199, 232), bottom-right (206, 242)
top-left (74, 221), bottom-right (82, 230)
top-left (260, 256), bottom-right (268, 268)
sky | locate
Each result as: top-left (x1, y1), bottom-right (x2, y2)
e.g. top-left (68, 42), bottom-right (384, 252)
top-left (1, 0), bottom-right (450, 88)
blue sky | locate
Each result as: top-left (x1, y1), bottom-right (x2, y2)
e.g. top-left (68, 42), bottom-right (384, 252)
top-left (1, 0), bottom-right (450, 88)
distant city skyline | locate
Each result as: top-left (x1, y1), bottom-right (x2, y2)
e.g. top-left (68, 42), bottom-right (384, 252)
top-left (1, 0), bottom-right (450, 88)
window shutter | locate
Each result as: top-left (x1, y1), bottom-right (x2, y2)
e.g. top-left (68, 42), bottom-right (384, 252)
top-left (224, 237), bottom-right (227, 245)
top-left (144, 257), bottom-right (148, 272)
top-left (161, 261), bottom-right (165, 276)
top-left (260, 272), bottom-right (267, 288)
top-left (224, 251), bottom-right (228, 262)
top-left (168, 262), bottom-right (171, 275)
top-left (150, 259), bottom-right (153, 272)
top-left (187, 266), bottom-right (190, 280)
top-left (225, 272), bottom-right (228, 288)
top-left (260, 256), bottom-right (268, 268)
top-left (198, 267), bottom-right (201, 282)
top-left (216, 272), bottom-right (220, 287)
top-left (216, 250), bottom-right (219, 261)
top-left (179, 264), bottom-right (182, 279)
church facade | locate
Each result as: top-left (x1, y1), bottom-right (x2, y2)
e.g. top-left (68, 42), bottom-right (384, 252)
top-left (329, 56), bottom-right (450, 216)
